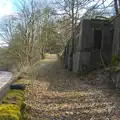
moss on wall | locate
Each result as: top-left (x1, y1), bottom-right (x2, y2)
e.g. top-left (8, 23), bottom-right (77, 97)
top-left (0, 104), bottom-right (21, 120)
top-left (0, 79), bottom-right (25, 120)
top-left (112, 54), bottom-right (120, 66)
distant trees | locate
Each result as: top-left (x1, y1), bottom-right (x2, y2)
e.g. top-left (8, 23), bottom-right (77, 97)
top-left (0, 0), bottom-right (63, 69)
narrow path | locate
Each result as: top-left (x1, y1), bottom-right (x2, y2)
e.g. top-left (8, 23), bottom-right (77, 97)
top-left (25, 56), bottom-right (120, 120)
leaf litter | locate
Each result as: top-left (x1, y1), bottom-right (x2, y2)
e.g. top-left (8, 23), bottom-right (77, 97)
top-left (24, 59), bottom-right (120, 120)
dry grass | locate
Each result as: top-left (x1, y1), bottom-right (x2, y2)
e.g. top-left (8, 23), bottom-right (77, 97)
top-left (24, 56), bottom-right (120, 120)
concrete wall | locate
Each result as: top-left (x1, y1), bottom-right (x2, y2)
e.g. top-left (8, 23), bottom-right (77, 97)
top-left (73, 52), bottom-right (80, 73)
top-left (67, 39), bottom-right (72, 70)
top-left (63, 18), bottom-right (114, 74)
top-left (75, 20), bottom-right (94, 51)
top-left (111, 15), bottom-right (120, 88)
top-left (101, 24), bottom-right (114, 64)
top-left (63, 15), bottom-right (120, 89)
top-left (112, 15), bottom-right (120, 55)
top-left (64, 44), bottom-right (69, 68)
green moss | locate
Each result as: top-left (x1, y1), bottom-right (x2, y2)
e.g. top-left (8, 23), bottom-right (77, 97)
top-left (13, 80), bottom-right (24, 84)
top-left (112, 54), bottom-right (120, 66)
top-left (2, 90), bottom-right (24, 107)
top-left (0, 104), bottom-right (21, 120)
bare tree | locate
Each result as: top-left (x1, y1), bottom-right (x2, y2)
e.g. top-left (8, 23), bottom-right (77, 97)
top-left (54, 0), bottom-right (93, 31)
top-left (15, 0), bottom-right (43, 65)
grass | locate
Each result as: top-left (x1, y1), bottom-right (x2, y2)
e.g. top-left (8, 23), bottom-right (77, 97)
top-left (44, 53), bottom-right (57, 58)
top-left (14, 80), bottom-right (24, 84)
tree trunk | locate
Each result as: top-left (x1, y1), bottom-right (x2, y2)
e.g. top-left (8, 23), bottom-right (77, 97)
top-left (41, 47), bottom-right (45, 59)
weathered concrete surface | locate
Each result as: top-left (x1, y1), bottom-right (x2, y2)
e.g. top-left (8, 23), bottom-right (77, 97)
top-left (75, 20), bottom-right (94, 51)
top-left (73, 19), bottom-right (111, 73)
top-left (73, 52), bottom-right (80, 73)
top-left (64, 44), bottom-right (69, 68)
top-left (101, 25), bottom-right (114, 64)
top-left (73, 51), bottom-right (91, 73)
top-left (115, 73), bottom-right (120, 88)
top-left (112, 15), bottom-right (120, 55)
top-left (90, 49), bottom-right (101, 69)
top-left (80, 20), bottom-right (94, 50)
top-left (0, 71), bottom-right (13, 88)
top-left (63, 18), bottom-right (114, 74)
top-left (110, 14), bottom-right (120, 88)
top-left (0, 71), bottom-right (13, 100)
top-left (67, 57), bottom-right (72, 70)
top-left (111, 72), bottom-right (120, 88)
top-left (67, 39), bottom-right (72, 70)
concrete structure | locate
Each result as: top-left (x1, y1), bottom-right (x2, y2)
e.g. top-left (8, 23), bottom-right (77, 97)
top-left (63, 14), bottom-right (120, 88)
top-left (101, 24), bottom-right (114, 65)
top-left (64, 19), bottom-right (114, 74)
top-left (111, 14), bottom-right (120, 88)
top-left (0, 71), bottom-right (13, 99)
top-left (112, 14), bottom-right (120, 55)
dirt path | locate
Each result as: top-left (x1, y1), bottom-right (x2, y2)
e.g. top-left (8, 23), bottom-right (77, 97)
top-left (24, 56), bottom-right (120, 120)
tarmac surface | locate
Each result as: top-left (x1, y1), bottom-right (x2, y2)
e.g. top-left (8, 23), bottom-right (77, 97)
top-left (0, 71), bottom-right (13, 89)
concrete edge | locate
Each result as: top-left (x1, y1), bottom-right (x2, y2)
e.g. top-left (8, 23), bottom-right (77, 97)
top-left (0, 73), bottom-right (20, 101)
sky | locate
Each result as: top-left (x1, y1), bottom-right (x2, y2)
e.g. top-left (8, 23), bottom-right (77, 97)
top-left (0, 0), bottom-right (15, 18)
top-left (0, 0), bottom-right (53, 19)
top-left (0, 0), bottom-right (16, 46)
top-left (0, 0), bottom-right (115, 18)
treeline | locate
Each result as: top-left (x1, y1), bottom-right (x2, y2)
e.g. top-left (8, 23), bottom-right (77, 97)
top-left (0, 0), bottom-right (64, 70)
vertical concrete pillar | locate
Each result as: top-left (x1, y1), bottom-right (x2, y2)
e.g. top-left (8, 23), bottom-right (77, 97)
top-left (112, 16), bottom-right (120, 55)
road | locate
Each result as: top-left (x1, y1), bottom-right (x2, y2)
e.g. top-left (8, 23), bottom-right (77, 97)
top-left (0, 71), bottom-right (13, 89)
